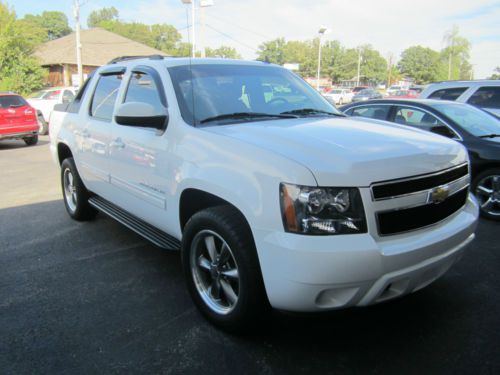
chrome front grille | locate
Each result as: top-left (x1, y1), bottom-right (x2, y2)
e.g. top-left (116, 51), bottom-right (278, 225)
top-left (370, 163), bottom-right (470, 236)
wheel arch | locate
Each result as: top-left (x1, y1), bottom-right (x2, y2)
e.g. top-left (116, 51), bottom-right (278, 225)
top-left (57, 142), bottom-right (73, 165)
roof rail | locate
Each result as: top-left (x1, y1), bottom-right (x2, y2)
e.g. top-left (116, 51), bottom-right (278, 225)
top-left (107, 55), bottom-right (168, 64)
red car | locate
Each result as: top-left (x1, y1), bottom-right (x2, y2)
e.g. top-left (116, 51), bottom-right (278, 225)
top-left (0, 93), bottom-right (39, 146)
top-left (386, 90), bottom-right (419, 99)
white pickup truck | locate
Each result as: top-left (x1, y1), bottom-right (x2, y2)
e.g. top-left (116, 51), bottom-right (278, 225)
top-left (50, 56), bottom-right (478, 331)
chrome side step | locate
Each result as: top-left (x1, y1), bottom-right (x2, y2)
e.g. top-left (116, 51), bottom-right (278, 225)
top-left (88, 196), bottom-right (180, 250)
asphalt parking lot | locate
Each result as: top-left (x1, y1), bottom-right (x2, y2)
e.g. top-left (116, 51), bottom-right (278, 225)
top-left (1, 136), bottom-right (499, 374)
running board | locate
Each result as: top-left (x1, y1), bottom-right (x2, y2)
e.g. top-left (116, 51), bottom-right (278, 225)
top-left (88, 196), bottom-right (180, 250)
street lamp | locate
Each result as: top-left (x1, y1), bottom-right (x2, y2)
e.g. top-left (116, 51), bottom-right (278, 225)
top-left (182, 0), bottom-right (215, 58)
top-left (199, 0), bottom-right (214, 58)
top-left (181, 0), bottom-right (196, 58)
top-left (316, 26), bottom-right (328, 91)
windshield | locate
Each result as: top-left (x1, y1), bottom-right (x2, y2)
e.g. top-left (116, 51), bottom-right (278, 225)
top-left (168, 63), bottom-right (339, 125)
top-left (430, 102), bottom-right (500, 137)
top-left (0, 95), bottom-right (27, 108)
top-left (29, 90), bottom-right (60, 100)
top-left (331, 90), bottom-right (342, 94)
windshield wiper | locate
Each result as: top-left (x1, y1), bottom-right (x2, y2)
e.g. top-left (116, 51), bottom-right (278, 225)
top-left (199, 112), bottom-right (297, 124)
top-left (280, 108), bottom-right (346, 117)
top-left (478, 134), bottom-right (500, 139)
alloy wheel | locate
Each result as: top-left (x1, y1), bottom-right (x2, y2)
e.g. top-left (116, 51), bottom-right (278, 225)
top-left (63, 168), bottom-right (78, 213)
top-left (475, 174), bottom-right (500, 217)
top-left (190, 230), bottom-right (240, 315)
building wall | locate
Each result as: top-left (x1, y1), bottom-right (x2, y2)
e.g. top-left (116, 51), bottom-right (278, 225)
top-left (45, 64), bottom-right (96, 87)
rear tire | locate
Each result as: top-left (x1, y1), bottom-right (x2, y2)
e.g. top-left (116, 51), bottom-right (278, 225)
top-left (37, 112), bottom-right (48, 135)
top-left (181, 206), bottom-right (269, 332)
top-left (24, 135), bottom-right (38, 146)
top-left (61, 157), bottom-right (97, 221)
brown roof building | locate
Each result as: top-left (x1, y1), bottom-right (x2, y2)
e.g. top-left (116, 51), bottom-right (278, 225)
top-left (34, 28), bottom-right (165, 86)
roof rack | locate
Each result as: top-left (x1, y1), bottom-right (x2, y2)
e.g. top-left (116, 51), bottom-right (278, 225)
top-left (107, 55), bottom-right (168, 64)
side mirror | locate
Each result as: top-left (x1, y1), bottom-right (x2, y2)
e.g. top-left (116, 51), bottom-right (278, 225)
top-left (115, 102), bottom-right (168, 130)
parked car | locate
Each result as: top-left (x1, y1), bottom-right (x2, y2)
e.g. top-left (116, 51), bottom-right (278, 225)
top-left (28, 87), bottom-right (77, 134)
top-left (49, 57), bottom-right (478, 330)
top-left (340, 99), bottom-right (500, 220)
top-left (351, 86), bottom-right (368, 94)
top-left (352, 88), bottom-right (383, 102)
top-left (385, 90), bottom-right (419, 99)
top-left (323, 88), bottom-right (352, 105)
top-left (419, 80), bottom-right (500, 118)
top-left (0, 93), bottom-right (39, 146)
top-left (386, 85), bottom-right (402, 96)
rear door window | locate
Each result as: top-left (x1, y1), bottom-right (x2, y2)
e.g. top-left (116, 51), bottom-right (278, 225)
top-left (467, 87), bottom-right (500, 109)
top-left (349, 105), bottom-right (390, 120)
top-left (90, 74), bottom-right (123, 121)
top-left (428, 87), bottom-right (467, 101)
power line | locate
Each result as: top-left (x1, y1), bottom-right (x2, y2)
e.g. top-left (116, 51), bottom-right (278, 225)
top-left (205, 13), bottom-right (269, 40)
top-left (204, 24), bottom-right (258, 52)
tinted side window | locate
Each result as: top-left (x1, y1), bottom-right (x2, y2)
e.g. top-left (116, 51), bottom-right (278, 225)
top-left (90, 74), bottom-right (122, 121)
top-left (0, 95), bottom-right (27, 108)
top-left (428, 87), bottom-right (467, 101)
top-left (62, 90), bottom-right (74, 103)
top-left (68, 71), bottom-right (95, 113)
top-left (125, 72), bottom-right (164, 111)
top-left (467, 87), bottom-right (500, 109)
top-left (351, 105), bottom-right (390, 120)
top-left (394, 106), bottom-right (457, 138)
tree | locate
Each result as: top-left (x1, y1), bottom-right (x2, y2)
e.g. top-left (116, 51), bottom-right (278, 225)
top-left (488, 66), bottom-right (500, 80)
top-left (441, 26), bottom-right (472, 80)
top-left (205, 46), bottom-right (241, 59)
top-left (256, 38), bottom-right (286, 65)
top-left (87, 6), bottom-right (119, 28)
top-left (398, 46), bottom-right (446, 84)
top-left (0, 2), bottom-right (46, 95)
top-left (23, 11), bottom-right (72, 40)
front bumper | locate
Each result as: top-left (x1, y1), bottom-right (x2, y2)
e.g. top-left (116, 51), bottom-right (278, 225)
top-left (254, 195), bottom-right (478, 312)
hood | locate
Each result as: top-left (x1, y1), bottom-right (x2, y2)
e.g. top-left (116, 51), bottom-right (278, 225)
top-left (203, 117), bottom-right (468, 186)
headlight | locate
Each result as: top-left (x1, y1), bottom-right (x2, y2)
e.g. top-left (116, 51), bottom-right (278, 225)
top-left (280, 183), bottom-right (367, 235)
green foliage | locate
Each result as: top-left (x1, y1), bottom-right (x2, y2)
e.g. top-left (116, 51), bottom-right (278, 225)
top-left (489, 67), bottom-right (500, 80)
top-left (441, 26), bottom-right (472, 80)
top-left (87, 6), bottom-right (119, 28)
top-left (257, 38), bottom-right (387, 83)
top-left (23, 11), bottom-right (72, 41)
top-left (205, 46), bottom-right (241, 59)
top-left (398, 46), bottom-right (446, 84)
top-left (0, 2), bottom-right (46, 95)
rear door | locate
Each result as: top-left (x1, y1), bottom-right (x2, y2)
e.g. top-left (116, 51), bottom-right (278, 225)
top-left (78, 67), bottom-right (125, 195)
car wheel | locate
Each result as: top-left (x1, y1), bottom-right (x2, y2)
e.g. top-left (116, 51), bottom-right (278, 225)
top-left (182, 206), bottom-right (268, 332)
top-left (24, 135), bottom-right (38, 146)
top-left (37, 112), bottom-right (48, 135)
top-left (61, 158), bottom-right (97, 221)
top-left (472, 168), bottom-right (500, 220)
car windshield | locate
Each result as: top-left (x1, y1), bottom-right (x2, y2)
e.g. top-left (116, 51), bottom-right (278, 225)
top-left (168, 63), bottom-right (340, 125)
top-left (29, 90), bottom-right (60, 99)
top-left (430, 102), bottom-right (500, 137)
top-left (0, 95), bottom-right (27, 108)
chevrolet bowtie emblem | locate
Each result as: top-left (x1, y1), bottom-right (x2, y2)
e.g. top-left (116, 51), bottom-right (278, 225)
top-left (429, 186), bottom-right (450, 204)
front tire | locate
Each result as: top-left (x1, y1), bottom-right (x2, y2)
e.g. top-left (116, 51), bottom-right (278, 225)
top-left (61, 158), bottom-right (97, 221)
top-left (472, 168), bottom-right (500, 220)
top-left (181, 206), bottom-right (268, 332)
top-left (37, 112), bottom-right (48, 135)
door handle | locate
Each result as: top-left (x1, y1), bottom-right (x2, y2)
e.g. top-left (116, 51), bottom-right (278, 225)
top-left (110, 138), bottom-right (125, 149)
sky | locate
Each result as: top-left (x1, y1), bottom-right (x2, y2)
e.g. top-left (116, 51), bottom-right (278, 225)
top-left (11, 0), bottom-right (500, 78)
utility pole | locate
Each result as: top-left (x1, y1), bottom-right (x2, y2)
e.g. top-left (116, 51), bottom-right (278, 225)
top-left (199, 1), bottom-right (214, 58)
top-left (356, 47), bottom-right (362, 86)
top-left (73, 0), bottom-right (83, 87)
top-left (447, 39), bottom-right (454, 80)
top-left (316, 26), bottom-right (328, 91)
top-left (387, 53), bottom-right (393, 87)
